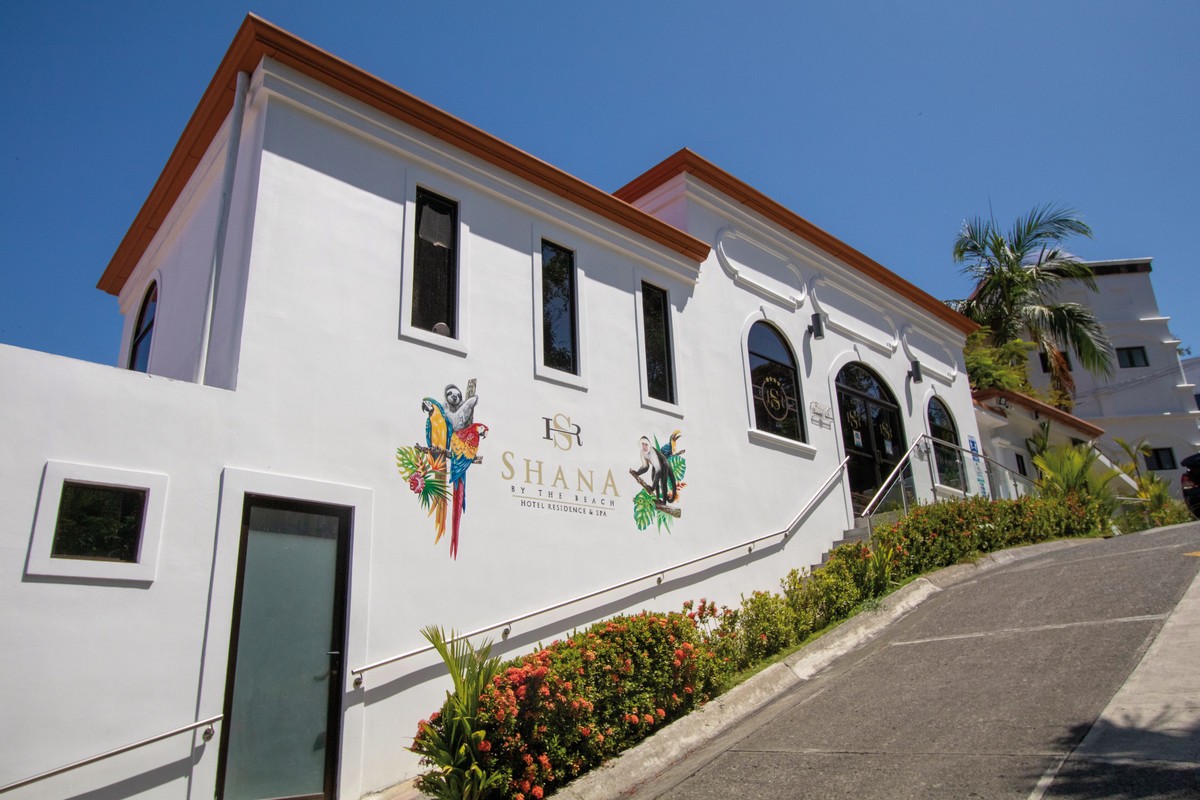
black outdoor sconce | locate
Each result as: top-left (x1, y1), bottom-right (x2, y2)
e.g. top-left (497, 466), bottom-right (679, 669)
top-left (909, 359), bottom-right (923, 384)
top-left (807, 313), bottom-right (824, 340)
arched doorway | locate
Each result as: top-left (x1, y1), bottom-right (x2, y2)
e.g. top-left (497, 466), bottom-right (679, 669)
top-left (836, 362), bottom-right (907, 514)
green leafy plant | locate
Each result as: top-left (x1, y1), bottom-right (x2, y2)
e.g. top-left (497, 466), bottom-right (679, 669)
top-left (409, 627), bottom-right (506, 800)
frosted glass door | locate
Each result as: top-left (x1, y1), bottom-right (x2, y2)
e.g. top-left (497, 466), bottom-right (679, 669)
top-left (219, 498), bottom-right (350, 800)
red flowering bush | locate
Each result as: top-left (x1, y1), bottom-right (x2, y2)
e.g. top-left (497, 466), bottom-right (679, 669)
top-left (472, 610), bottom-right (732, 799)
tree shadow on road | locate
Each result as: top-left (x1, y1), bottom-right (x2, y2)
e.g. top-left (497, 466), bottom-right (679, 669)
top-left (1044, 711), bottom-right (1199, 799)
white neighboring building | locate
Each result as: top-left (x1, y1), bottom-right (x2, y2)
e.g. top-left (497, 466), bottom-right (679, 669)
top-left (1183, 355), bottom-right (1200, 414)
top-left (1026, 258), bottom-right (1200, 493)
top-left (0, 17), bottom-right (980, 800)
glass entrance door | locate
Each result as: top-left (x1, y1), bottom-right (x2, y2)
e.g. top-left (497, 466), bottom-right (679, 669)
top-left (218, 496), bottom-right (352, 800)
top-left (836, 363), bottom-right (907, 515)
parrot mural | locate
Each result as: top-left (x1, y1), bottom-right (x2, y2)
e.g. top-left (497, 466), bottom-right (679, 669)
top-left (396, 380), bottom-right (486, 559)
top-left (421, 397), bottom-right (452, 543)
top-left (448, 422), bottom-right (488, 559)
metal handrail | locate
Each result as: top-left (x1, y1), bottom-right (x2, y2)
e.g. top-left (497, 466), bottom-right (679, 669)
top-left (351, 456), bottom-right (850, 687)
top-left (859, 437), bottom-right (930, 518)
top-left (859, 433), bottom-right (1039, 523)
top-left (0, 715), bottom-right (221, 795)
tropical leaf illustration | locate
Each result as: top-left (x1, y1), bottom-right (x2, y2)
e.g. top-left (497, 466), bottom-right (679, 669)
top-left (633, 490), bottom-right (655, 530)
top-left (669, 454), bottom-right (686, 482)
top-left (418, 471), bottom-right (450, 509)
top-left (396, 446), bottom-right (425, 478)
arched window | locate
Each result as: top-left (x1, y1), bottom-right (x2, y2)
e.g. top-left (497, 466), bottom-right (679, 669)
top-left (927, 396), bottom-right (964, 490)
top-left (748, 322), bottom-right (804, 441)
top-left (128, 283), bottom-right (157, 373)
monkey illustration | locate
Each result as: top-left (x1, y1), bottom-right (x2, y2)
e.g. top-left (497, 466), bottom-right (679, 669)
top-left (633, 434), bottom-right (678, 505)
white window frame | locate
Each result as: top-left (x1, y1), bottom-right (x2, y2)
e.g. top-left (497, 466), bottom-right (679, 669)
top-left (399, 173), bottom-right (470, 355)
top-left (635, 277), bottom-right (683, 417)
top-left (27, 461), bottom-right (168, 583)
top-left (531, 225), bottom-right (588, 390)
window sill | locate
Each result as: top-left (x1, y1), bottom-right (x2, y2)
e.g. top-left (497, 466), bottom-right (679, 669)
top-left (534, 363), bottom-right (588, 392)
top-left (641, 395), bottom-right (685, 419)
top-left (399, 325), bottom-right (468, 357)
top-left (747, 429), bottom-right (817, 458)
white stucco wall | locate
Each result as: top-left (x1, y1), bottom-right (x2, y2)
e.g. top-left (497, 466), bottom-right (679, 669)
top-left (1, 56), bottom-right (978, 800)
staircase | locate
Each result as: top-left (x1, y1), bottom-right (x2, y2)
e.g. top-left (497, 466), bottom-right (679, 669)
top-left (813, 510), bottom-right (903, 569)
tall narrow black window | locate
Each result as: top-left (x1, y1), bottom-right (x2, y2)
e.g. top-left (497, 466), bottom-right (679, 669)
top-left (128, 282), bottom-right (157, 372)
top-left (412, 188), bottom-right (458, 336)
top-left (541, 240), bottom-right (578, 374)
top-left (641, 282), bottom-right (675, 403)
top-left (748, 322), bottom-right (804, 441)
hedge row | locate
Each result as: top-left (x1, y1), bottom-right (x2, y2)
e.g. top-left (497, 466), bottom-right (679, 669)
top-left (411, 493), bottom-right (1111, 799)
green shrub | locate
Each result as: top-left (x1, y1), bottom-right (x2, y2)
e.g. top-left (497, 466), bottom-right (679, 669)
top-left (720, 590), bottom-right (796, 669)
top-left (472, 610), bottom-right (730, 799)
top-left (782, 556), bottom-right (862, 639)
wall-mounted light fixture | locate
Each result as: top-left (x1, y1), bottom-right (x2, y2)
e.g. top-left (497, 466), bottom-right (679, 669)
top-left (807, 313), bottom-right (824, 340)
top-left (909, 359), bottom-right (923, 384)
top-left (997, 396), bottom-right (1009, 409)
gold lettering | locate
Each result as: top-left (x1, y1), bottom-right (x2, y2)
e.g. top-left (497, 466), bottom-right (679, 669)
top-left (500, 451), bottom-right (515, 481)
top-left (577, 469), bottom-right (594, 492)
top-left (602, 470), bottom-right (620, 497)
top-left (552, 467), bottom-right (569, 489)
top-left (524, 459), bottom-right (544, 486)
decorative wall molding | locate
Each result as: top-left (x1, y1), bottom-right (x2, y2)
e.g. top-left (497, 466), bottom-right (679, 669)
top-left (715, 226), bottom-right (806, 311)
top-left (900, 323), bottom-right (958, 385)
top-left (808, 275), bottom-right (898, 355)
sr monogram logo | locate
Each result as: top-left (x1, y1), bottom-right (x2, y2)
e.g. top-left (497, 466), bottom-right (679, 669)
top-left (543, 414), bottom-right (582, 451)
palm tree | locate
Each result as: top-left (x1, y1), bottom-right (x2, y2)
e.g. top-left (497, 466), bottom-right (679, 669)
top-left (952, 204), bottom-right (1113, 404)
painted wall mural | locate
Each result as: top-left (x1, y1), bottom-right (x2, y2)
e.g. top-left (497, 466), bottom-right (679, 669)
top-left (396, 379), bottom-right (488, 559)
top-left (630, 430), bottom-right (686, 532)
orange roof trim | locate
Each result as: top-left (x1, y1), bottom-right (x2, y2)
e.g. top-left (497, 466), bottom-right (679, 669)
top-left (972, 388), bottom-right (1104, 439)
top-left (98, 15), bottom-right (709, 295)
top-left (616, 149), bottom-right (976, 335)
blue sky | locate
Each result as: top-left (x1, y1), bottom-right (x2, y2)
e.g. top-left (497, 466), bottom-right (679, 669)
top-left (2, 1), bottom-right (1197, 365)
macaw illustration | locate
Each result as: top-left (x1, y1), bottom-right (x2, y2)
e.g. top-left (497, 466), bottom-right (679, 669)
top-left (396, 379), bottom-right (486, 558)
top-left (448, 422), bottom-right (488, 559)
top-left (630, 430), bottom-right (686, 532)
top-left (421, 397), bottom-right (452, 542)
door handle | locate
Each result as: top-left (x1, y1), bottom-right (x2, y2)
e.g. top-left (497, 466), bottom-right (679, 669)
top-left (315, 652), bottom-right (341, 681)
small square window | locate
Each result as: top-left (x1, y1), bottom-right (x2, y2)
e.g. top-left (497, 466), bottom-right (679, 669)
top-left (1145, 448), bottom-right (1177, 471)
top-left (1015, 453), bottom-right (1028, 477)
top-left (641, 282), bottom-right (676, 405)
top-left (52, 482), bottom-right (146, 562)
top-left (27, 462), bottom-right (167, 583)
top-left (1116, 346), bottom-right (1149, 368)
